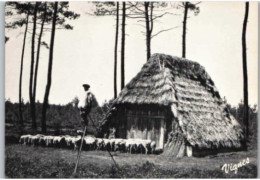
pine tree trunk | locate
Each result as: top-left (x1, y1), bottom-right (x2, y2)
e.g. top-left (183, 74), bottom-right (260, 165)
top-left (19, 12), bottom-right (29, 127)
top-left (42, 2), bottom-right (58, 133)
top-left (114, 2), bottom-right (119, 99)
top-left (242, 1), bottom-right (249, 149)
top-left (29, 2), bottom-right (39, 130)
top-left (144, 2), bottom-right (150, 61)
top-left (121, 2), bottom-right (126, 90)
top-left (149, 2), bottom-right (154, 60)
top-left (182, 2), bottom-right (188, 58)
top-left (33, 3), bottom-right (47, 103)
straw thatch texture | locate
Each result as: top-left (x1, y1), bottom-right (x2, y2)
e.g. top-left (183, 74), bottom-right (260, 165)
top-left (114, 53), bottom-right (244, 149)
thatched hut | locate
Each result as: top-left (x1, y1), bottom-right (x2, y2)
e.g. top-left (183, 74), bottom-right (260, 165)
top-left (105, 53), bottom-right (244, 157)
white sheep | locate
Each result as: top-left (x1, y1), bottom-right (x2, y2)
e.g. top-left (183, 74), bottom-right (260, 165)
top-left (133, 139), bottom-right (147, 154)
top-left (124, 139), bottom-right (156, 154)
top-left (53, 136), bottom-right (66, 148)
top-left (136, 139), bottom-right (156, 154)
top-left (109, 138), bottom-right (116, 151)
top-left (29, 134), bottom-right (43, 146)
top-left (150, 141), bottom-right (156, 154)
top-left (96, 138), bottom-right (104, 150)
top-left (125, 139), bottom-right (138, 154)
top-left (71, 136), bottom-right (82, 150)
top-left (44, 136), bottom-right (54, 147)
top-left (19, 134), bottom-right (32, 145)
top-left (38, 135), bottom-right (46, 146)
top-left (64, 136), bottom-right (73, 148)
top-left (18, 134), bottom-right (157, 155)
top-left (114, 138), bottom-right (126, 152)
top-left (83, 136), bottom-right (96, 150)
top-left (102, 138), bottom-right (111, 151)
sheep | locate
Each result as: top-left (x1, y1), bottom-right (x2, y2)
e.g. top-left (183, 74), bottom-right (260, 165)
top-left (109, 138), bottom-right (116, 151)
top-left (137, 139), bottom-right (155, 154)
top-left (53, 136), bottom-right (66, 148)
top-left (64, 136), bottom-right (73, 149)
top-left (125, 139), bottom-right (138, 154)
top-left (102, 138), bottom-right (111, 151)
top-left (83, 136), bottom-right (97, 151)
top-left (59, 136), bottom-right (67, 148)
top-left (29, 134), bottom-right (44, 146)
top-left (53, 136), bottom-right (60, 146)
top-left (19, 135), bottom-right (27, 145)
top-left (27, 135), bottom-right (34, 145)
top-left (124, 139), bottom-right (156, 154)
top-left (38, 136), bottom-right (46, 146)
top-left (135, 139), bottom-right (156, 154)
top-left (64, 136), bottom-right (72, 148)
top-left (150, 141), bottom-right (156, 154)
top-left (18, 135), bottom-right (24, 144)
top-left (19, 135), bottom-right (32, 145)
top-left (134, 139), bottom-right (146, 154)
top-left (18, 134), bottom-right (157, 155)
top-left (70, 136), bottom-right (82, 150)
top-left (96, 138), bottom-right (104, 150)
top-left (114, 138), bottom-right (126, 152)
top-left (126, 139), bottom-right (146, 154)
top-left (44, 136), bottom-right (54, 147)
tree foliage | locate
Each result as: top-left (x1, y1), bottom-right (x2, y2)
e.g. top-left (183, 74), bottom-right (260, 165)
top-left (227, 101), bottom-right (257, 149)
top-left (5, 98), bottom-right (113, 136)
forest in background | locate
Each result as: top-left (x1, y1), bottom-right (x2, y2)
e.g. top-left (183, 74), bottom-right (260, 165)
top-left (5, 98), bottom-right (113, 140)
top-left (5, 99), bottom-right (257, 150)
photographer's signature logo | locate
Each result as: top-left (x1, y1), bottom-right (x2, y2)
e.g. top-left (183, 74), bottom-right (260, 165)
top-left (221, 158), bottom-right (250, 174)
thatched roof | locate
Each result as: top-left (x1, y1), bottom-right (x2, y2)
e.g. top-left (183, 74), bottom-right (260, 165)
top-left (114, 53), bottom-right (244, 149)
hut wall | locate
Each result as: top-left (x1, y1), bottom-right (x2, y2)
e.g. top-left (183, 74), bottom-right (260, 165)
top-left (114, 107), bottom-right (127, 138)
top-left (114, 104), bottom-right (171, 149)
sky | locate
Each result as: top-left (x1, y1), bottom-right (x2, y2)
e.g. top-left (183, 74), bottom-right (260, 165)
top-left (5, 2), bottom-right (258, 107)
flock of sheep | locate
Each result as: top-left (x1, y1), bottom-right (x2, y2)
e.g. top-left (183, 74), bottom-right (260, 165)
top-left (19, 134), bottom-right (157, 154)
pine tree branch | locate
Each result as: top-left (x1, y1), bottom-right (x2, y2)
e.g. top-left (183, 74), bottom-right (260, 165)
top-left (151, 26), bottom-right (179, 39)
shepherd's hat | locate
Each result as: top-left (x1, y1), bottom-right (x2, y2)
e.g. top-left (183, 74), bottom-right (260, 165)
top-left (82, 84), bottom-right (90, 89)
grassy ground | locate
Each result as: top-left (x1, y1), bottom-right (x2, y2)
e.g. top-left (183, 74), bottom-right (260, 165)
top-left (5, 144), bottom-right (257, 178)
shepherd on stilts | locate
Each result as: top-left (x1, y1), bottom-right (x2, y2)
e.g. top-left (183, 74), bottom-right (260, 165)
top-left (73, 83), bottom-right (98, 174)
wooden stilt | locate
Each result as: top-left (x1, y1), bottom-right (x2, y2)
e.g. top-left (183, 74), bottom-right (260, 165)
top-left (73, 125), bottom-right (87, 174)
